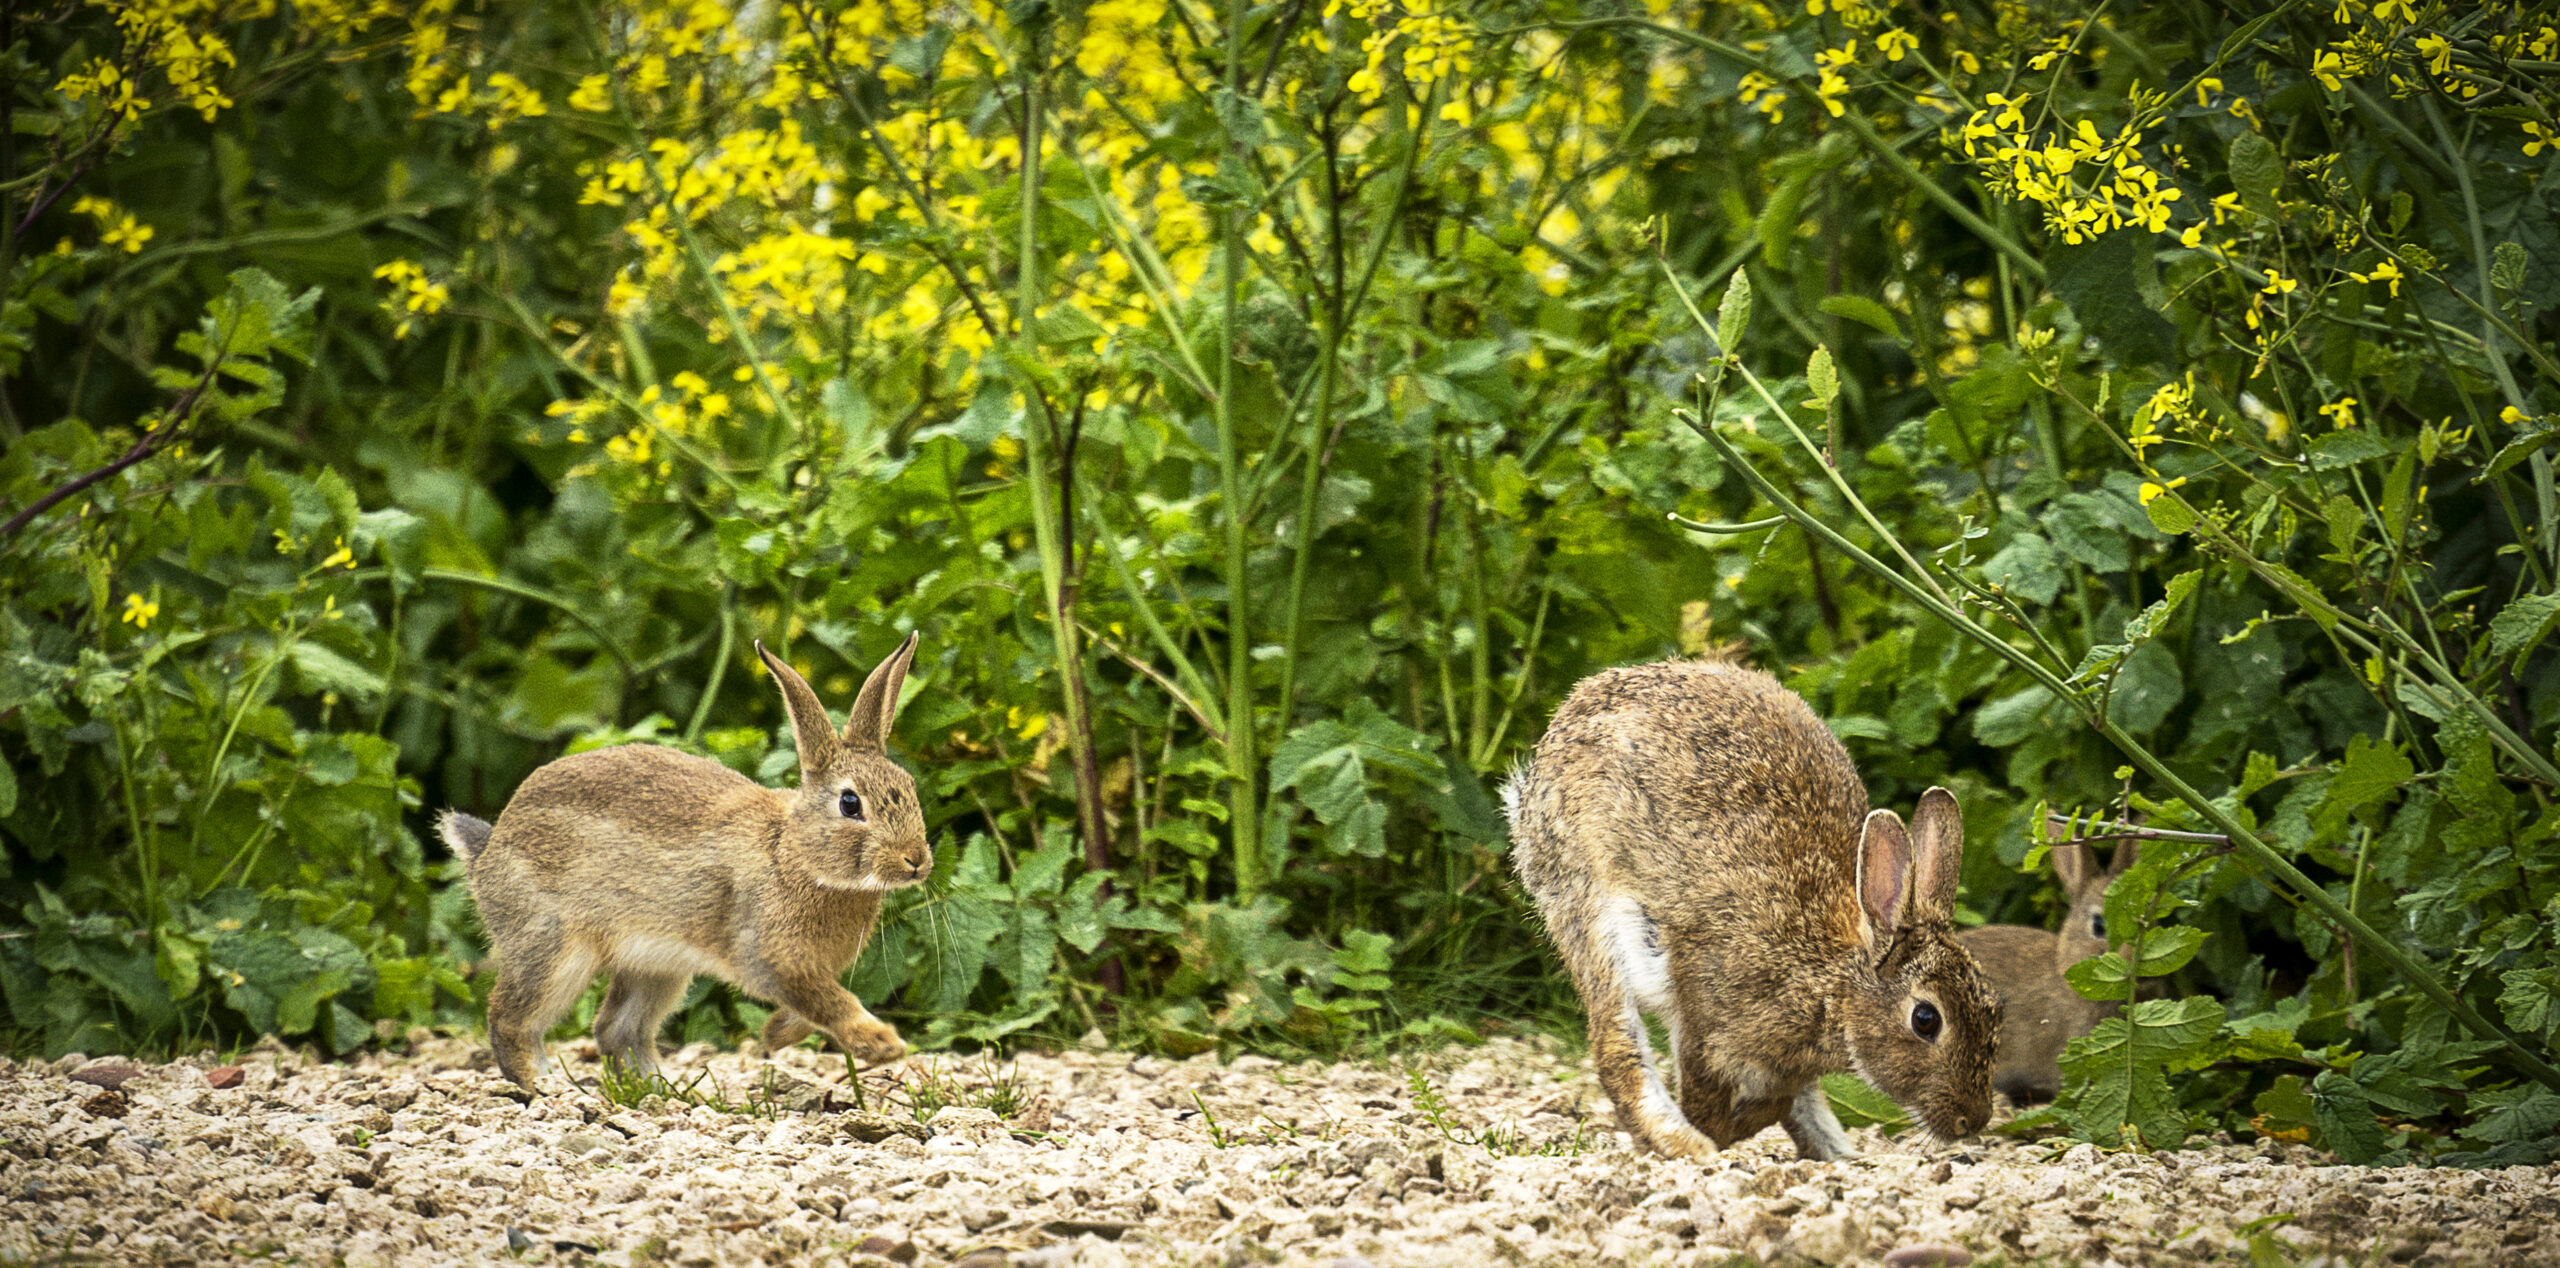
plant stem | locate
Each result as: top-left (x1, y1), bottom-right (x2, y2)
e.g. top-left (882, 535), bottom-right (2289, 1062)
top-left (1007, 26), bottom-right (1112, 870)
top-left (1218, 0), bottom-right (1261, 897)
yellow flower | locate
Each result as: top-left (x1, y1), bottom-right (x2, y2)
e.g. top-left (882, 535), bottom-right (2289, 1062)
top-left (2527, 122), bottom-right (2554, 158)
top-left (122, 593), bottom-right (159, 628)
top-left (322, 537), bottom-right (356, 569)
top-left (1876, 29), bottom-right (1917, 62)
top-left (2261, 270), bottom-right (2298, 297)
top-left (101, 215), bottom-right (154, 253)
top-left (2348, 259), bottom-right (2403, 297)
top-left (569, 74), bottom-right (612, 112)
top-left (2317, 397), bottom-right (2358, 429)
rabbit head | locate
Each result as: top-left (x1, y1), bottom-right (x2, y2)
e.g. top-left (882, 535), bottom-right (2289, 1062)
top-left (756, 634), bottom-right (932, 893)
top-left (1841, 787), bottom-right (2000, 1141)
top-left (2052, 836), bottom-right (2137, 970)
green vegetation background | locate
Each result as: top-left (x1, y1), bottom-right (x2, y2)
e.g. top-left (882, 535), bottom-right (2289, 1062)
top-left (6, 0), bottom-right (2560, 1165)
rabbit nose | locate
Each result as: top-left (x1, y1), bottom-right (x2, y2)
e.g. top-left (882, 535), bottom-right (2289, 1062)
top-left (904, 847), bottom-right (930, 877)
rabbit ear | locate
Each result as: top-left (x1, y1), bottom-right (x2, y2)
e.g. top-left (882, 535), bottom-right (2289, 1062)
top-left (1857, 808), bottom-right (1913, 940)
top-left (1907, 786), bottom-right (1966, 923)
top-left (756, 641), bottom-right (843, 775)
top-left (842, 631), bottom-right (919, 752)
top-left (2110, 838), bottom-right (2141, 876)
top-left (2050, 839), bottom-right (2097, 896)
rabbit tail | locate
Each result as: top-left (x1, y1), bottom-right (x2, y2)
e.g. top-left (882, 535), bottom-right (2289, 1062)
top-left (437, 809), bottom-right (495, 861)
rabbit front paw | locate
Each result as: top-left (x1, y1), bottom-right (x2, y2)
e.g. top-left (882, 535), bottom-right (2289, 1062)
top-left (843, 1018), bottom-right (908, 1065)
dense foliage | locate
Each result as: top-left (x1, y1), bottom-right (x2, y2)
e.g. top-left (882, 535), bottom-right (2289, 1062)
top-left (5, 0), bottom-right (2558, 1164)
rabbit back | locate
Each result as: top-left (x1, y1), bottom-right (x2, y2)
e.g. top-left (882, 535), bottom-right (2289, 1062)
top-left (1513, 659), bottom-right (1869, 948)
top-left (468, 744), bottom-right (780, 968)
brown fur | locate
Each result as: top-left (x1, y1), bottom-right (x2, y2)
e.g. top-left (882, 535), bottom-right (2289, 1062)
top-left (444, 634), bottom-right (931, 1088)
top-left (1956, 839), bottom-right (2135, 1104)
top-left (1505, 658), bottom-right (1998, 1159)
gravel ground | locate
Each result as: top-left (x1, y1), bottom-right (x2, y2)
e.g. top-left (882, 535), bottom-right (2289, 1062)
top-left (5, 1034), bottom-right (2556, 1267)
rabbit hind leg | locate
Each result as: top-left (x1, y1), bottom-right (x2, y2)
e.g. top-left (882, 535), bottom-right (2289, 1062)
top-left (595, 971), bottom-right (686, 1078)
top-left (487, 926), bottom-right (600, 1089)
top-left (1573, 899), bottom-right (1712, 1158)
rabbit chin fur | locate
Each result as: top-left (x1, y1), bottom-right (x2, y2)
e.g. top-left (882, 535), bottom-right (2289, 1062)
top-left (1505, 657), bottom-right (1998, 1160)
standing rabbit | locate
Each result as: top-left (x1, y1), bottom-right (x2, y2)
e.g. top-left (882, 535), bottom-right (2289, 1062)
top-left (1957, 838), bottom-right (2136, 1104)
top-left (438, 634), bottom-right (932, 1088)
top-left (1505, 657), bottom-right (1998, 1159)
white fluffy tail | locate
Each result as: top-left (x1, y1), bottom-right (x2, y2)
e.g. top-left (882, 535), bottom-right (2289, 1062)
top-left (436, 809), bottom-right (494, 860)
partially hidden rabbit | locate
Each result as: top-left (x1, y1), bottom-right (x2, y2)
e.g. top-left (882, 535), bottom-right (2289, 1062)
top-left (1505, 657), bottom-right (1998, 1159)
top-left (1956, 838), bottom-right (2136, 1104)
top-left (437, 634), bottom-right (932, 1088)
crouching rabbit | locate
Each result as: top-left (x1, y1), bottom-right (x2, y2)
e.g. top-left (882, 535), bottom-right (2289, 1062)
top-left (1957, 838), bottom-right (2136, 1104)
top-left (1506, 657), bottom-right (1999, 1159)
top-left (438, 635), bottom-right (932, 1088)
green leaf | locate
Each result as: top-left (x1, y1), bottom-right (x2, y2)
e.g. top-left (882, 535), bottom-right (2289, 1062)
top-left (1268, 700), bottom-right (1443, 858)
top-left (1818, 294), bottom-right (1901, 340)
top-left (2491, 241), bottom-right (2527, 294)
top-left (1980, 532), bottom-right (2064, 606)
top-left (2104, 640), bottom-right (2183, 733)
top-left (2047, 230), bottom-right (2175, 366)
top-left (287, 641), bottom-right (386, 702)
top-left (2484, 425), bottom-right (2560, 481)
top-left (2064, 950), bottom-right (2135, 1002)
top-left (1822, 1072), bottom-right (1911, 1132)
top-left (2132, 925), bottom-right (2208, 976)
top-left (1974, 685), bottom-right (2056, 747)
top-left (2043, 494), bottom-right (2133, 573)
top-left (1331, 929), bottom-right (1395, 992)
top-left (2313, 735), bottom-right (2414, 838)
top-left (2306, 429), bottom-right (2393, 470)
top-left (2122, 570), bottom-right (2203, 643)
top-left (2145, 492), bottom-right (2197, 535)
top-left (2501, 967), bottom-right (2560, 1039)
top-left (1805, 346), bottom-right (1838, 412)
top-left (2488, 593), bottom-right (2560, 672)
top-left (2311, 1070), bottom-right (2388, 1164)
top-left (2228, 133), bottom-right (2283, 220)
top-left (1716, 270), bottom-right (1753, 353)
top-left (2057, 995), bottom-right (2226, 1149)
top-left (2253, 1074), bottom-right (2317, 1135)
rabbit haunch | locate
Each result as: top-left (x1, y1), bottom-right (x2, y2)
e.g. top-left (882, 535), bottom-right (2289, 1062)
top-left (1505, 658), bottom-right (1999, 1160)
top-left (445, 634), bottom-right (932, 1089)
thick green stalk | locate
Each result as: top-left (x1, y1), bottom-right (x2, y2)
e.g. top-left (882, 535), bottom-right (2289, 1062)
top-left (1217, 0), bottom-right (1261, 896)
top-left (1009, 28), bottom-right (1111, 865)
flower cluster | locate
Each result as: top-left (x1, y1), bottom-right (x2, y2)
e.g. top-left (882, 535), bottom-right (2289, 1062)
top-left (1331, 0), bottom-right (1478, 102)
top-left (372, 260), bottom-right (449, 339)
top-left (68, 196), bottom-right (154, 254)
top-left (1958, 94), bottom-right (2187, 244)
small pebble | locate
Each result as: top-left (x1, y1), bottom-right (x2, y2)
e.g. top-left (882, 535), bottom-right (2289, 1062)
top-left (1883, 1245), bottom-right (1973, 1268)
top-left (70, 1064), bottom-right (143, 1091)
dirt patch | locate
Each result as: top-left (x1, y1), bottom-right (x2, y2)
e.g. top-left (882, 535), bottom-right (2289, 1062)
top-left (2, 1036), bottom-right (2552, 1265)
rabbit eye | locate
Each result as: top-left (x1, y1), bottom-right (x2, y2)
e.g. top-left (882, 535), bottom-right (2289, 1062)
top-left (1910, 1000), bottom-right (1942, 1043)
top-left (2089, 914), bottom-right (2107, 939)
top-left (839, 789), bottom-right (865, 821)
